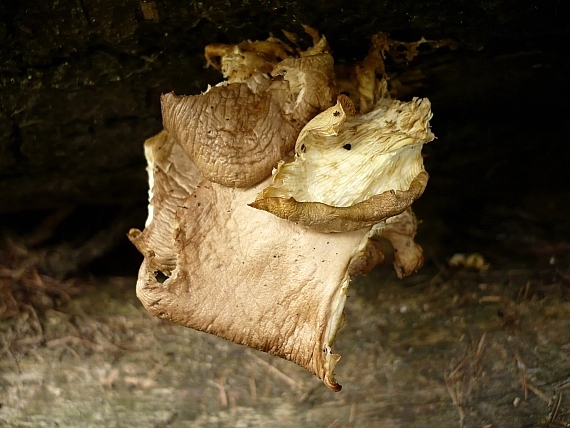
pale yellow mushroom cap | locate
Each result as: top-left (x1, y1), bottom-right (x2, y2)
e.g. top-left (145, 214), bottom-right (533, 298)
top-left (251, 96), bottom-right (435, 232)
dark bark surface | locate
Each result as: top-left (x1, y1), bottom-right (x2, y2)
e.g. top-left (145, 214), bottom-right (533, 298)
top-left (0, 0), bottom-right (567, 213)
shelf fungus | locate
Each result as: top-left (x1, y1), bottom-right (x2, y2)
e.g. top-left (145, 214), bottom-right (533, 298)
top-left (129, 29), bottom-right (435, 391)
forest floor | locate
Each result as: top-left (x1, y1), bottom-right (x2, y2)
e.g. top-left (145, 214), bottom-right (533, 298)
top-left (1, 197), bottom-right (570, 428)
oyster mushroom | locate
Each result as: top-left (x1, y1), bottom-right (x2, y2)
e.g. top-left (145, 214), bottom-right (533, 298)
top-left (161, 32), bottom-right (336, 188)
top-left (130, 30), bottom-right (435, 391)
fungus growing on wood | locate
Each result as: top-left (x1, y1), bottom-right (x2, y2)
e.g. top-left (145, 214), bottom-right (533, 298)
top-left (129, 29), bottom-right (434, 391)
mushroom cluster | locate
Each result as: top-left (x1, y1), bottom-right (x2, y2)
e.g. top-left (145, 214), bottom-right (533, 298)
top-left (129, 28), bottom-right (435, 391)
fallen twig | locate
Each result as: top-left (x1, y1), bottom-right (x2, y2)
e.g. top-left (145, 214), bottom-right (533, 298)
top-left (245, 349), bottom-right (302, 391)
top-left (526, 382), bottom-right (550, 403)
top-left (444, 372), bottom-right (465, 428)
top-left (514, 351), bottom-right (528, 400)
top-left (207, 379), bottom-right (228, 407)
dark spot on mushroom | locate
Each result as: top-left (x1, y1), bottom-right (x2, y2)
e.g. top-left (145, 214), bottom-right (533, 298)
top-left (300, 144), bottom-right (306, 153)
top-left (333, 111), bottom-right (340, 117)
top-left (343, 144), bottom-right (352, 150)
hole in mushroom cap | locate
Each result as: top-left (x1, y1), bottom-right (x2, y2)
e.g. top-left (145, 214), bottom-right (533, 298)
top-left (155, 271), bottom-right (169, 284)
top-left (343, 144), bottom-right (352, 150)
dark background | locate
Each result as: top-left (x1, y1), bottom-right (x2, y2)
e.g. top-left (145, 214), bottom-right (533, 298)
top-left (1, 0), bottom-right (569, 276)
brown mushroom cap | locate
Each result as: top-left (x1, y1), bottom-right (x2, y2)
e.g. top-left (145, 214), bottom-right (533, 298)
top-left (161, 40), bottom-right (336, 188)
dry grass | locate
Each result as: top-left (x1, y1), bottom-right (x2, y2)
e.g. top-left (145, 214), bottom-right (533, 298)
top-left (0, 238), bottom-right (86, 366)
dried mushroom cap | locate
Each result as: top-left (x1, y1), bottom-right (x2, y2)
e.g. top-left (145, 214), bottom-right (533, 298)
top-left (250, 97), bottom-right (434, 232)
top-left (161, 35), bottom-right (336, 188)
top-left (133, 131), bottom-right (394, 391)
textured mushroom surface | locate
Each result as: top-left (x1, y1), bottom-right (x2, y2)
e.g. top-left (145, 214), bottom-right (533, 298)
top-left (161, 34), bottom-right (336, 188)
top-left (250, 96), bottom-right (434, 232)
top-left (130, 31), bottom-right (434, 391)
top-left (129, 131), bottom-right (386, 391)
